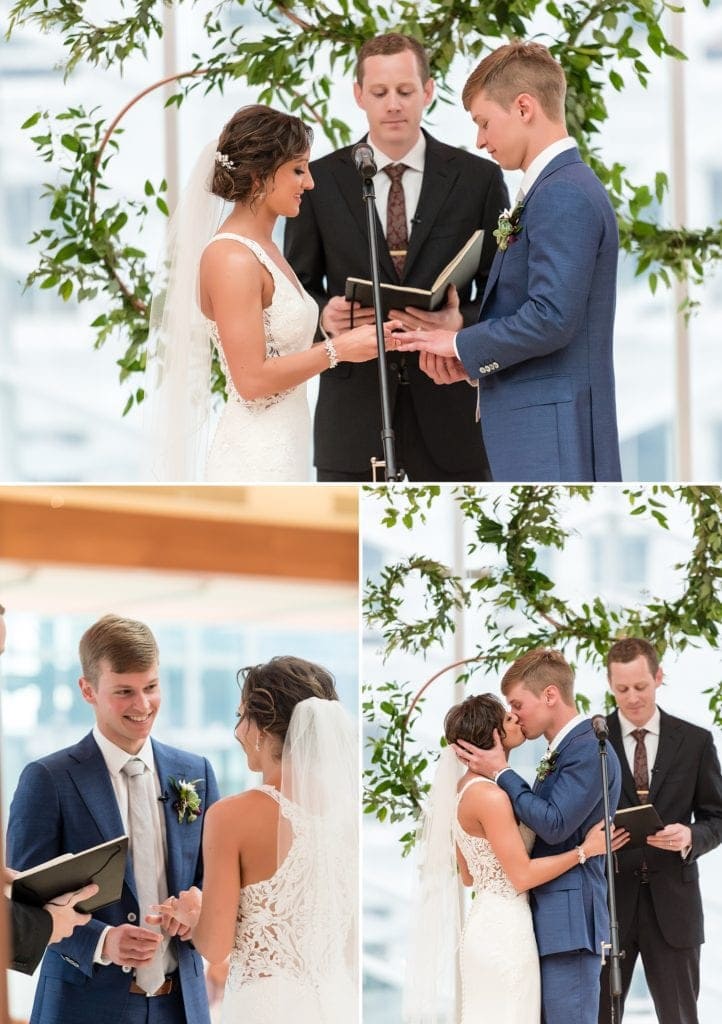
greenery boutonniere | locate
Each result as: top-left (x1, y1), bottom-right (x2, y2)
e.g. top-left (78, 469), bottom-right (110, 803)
top-left (493, 203), bottom-right (524, 251)
top-left (167, 776), bottom-right (203, 824)
top-left (535, 749), bottom-right (559, 783)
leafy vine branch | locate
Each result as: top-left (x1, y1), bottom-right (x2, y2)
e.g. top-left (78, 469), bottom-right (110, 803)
top-left (362, 485), bottom-right (722, 849)
top-left (8, 0), bottom-right (721, 411)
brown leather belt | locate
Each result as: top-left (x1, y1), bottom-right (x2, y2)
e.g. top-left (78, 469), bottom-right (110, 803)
top-left (129, 975), bottom-right (176, 997)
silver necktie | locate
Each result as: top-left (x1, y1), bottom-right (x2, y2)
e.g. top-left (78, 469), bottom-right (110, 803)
top-left (121, 758), bottom-right (166, 995)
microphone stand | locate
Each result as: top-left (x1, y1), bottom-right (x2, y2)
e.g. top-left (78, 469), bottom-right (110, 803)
top-left (596, 727), bottom-right (624, 1024)
top-left (359, 172), bottom-right (403, 482)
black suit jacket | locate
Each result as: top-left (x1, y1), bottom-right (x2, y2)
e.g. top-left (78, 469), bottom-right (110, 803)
top-left (8, 896), bottom-right (52, 974)
top-left (606, 707), bottom-right (722, 948)
top-left (284, 131), bottom-right (509, 476)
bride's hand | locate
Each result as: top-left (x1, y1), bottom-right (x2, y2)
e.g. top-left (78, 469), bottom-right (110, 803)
top-left (332, 320), bottom-right (404, 363)
top-left (149, 887), bottom-right (202, 935)
top-left (581, 820), bottom-right (628, 859)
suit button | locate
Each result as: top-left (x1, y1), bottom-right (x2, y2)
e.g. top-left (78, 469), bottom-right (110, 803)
top-left (479, 366), bottom-right (486, 374)
top-left (122, 965), bottom-right (132, 974)
top-left (127, 912), bottom-right (137, 923)
top-left (492, 361), bottom-right (499, 369)
top-left (389, 362), bottom-right (398, 372)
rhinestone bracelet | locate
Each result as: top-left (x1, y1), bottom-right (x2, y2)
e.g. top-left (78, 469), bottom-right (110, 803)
top-left (323, 337), bottom-right (338, 369)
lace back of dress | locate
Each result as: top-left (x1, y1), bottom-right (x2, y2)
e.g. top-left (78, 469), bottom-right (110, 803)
top-left (453, 779), bottom-right (529, 899)
top-left (227, 786), bottom-right (354, 1017)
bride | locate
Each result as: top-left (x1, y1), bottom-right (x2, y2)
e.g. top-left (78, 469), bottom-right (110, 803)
top-left (147, 105), bottom-right (398, 481)
top-left (405, 693), bottom-right (610, 1024)
top-left (150, 656), bottom-right (357, 1022)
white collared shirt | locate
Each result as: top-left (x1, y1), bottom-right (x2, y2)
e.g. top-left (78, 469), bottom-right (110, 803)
top-left (92, 727), bottom-right (174, 971)
top-left (368, 132), bottom-right (426, 238)
top-left (617, 706), bottom-right (661, 787)
top-left (516, 135), bottom-right (578, 203)
top-left (547, 712), bottom-right (587, 754)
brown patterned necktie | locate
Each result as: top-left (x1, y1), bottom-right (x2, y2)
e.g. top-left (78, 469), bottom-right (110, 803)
top-left (384, 163), bottom-right (409, 278)
top-left (631, 728), bottom-right (649, 798)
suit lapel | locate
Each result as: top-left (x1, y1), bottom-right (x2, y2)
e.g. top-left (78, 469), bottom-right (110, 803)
top-left (479, 146), bottom-right (583, 316)
top-left (67, 732), bottom-right (134, 894)
top-left (153, 740), bottom-right (203, 894)
top-left (649, 709), bottom-right (685, 804)
top-left (331, 142), bottom-right (397, 282)
top-left (402, 134), bottom-right (461, 281)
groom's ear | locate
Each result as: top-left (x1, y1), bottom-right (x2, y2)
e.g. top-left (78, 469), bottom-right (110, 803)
top-left (79, 676), bottom-right (97, 706)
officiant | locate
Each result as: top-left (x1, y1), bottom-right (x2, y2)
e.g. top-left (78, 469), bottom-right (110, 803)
top-left (1, 606), bottom-right (98, 976)
top-left (284, 32), bottom-right (508, 481)
top-left (600, 637), bottom-right (722, 1024)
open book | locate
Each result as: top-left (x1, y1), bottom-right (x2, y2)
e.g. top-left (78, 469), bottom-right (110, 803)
top-left (344, 229), bottom-right (484, 318)
top-left (613, 804), bottom-right (664, 848)
top-left (11, 835), bottom-right (128, 914)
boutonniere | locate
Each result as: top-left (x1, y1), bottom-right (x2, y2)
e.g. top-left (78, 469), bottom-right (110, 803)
top-left (167, 776), bottom-right (203, 824)
top-left (535, 749), bottom-right (559, 783)
top-left (493, 203), bottom-right (524, 251)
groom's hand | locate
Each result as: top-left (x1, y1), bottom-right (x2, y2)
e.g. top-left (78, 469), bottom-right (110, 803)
top-left (102, 924), bottom-right (162, 967)
top-left (453, 729), bottom-right (508, 778)
top-left (394, 328), bottom-right (457, 358)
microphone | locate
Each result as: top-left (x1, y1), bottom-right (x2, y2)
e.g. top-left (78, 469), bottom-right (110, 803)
top-left (591, 715), bottom-right (609, 740)
top-left (158, 792), bottom-right (169, 803)
top-left (411, 214), bottom-right (422, 225)
top-left (352, 142), bottom-right (377, 179)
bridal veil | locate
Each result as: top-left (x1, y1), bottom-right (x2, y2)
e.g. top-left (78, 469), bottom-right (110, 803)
top-left (145, 140), bottom-right (223, 480)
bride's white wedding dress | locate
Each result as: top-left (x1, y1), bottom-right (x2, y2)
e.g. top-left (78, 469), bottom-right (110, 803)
top-left (204, 234), bottom-right (319, 482)
top-left (454, 777), bottom-right (541, 1024)
top-left (220, 785), bottom-right (355, 1023)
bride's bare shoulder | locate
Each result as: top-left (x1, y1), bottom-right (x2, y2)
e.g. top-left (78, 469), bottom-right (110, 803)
top-left (204, 788), bottom-right (279, 829)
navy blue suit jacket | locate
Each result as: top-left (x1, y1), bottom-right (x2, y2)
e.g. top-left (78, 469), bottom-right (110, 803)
top-left (456, 147), bottom-right (622, 482)
top-left (498, 719), bottom-right (621, 957)
top-left (6, 732), bottom-right (220, 1024)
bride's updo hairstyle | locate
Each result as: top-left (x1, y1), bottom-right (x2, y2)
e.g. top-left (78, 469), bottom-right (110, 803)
top-left (444, 693), bottom-right (507, 750)
top-left (212, 104), bottom-right (313, 208)
top-left (238, 656), bottom-right (338, 754)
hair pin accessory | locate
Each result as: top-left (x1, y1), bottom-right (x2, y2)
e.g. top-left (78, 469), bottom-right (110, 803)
top-left (215, 151), bottom-right (235, 170)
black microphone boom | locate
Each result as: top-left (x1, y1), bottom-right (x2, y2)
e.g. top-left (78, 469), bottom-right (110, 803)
top-left (352, 142), bottom-right (377, 179)
top-left (592, 715), bottom-right (609, 740)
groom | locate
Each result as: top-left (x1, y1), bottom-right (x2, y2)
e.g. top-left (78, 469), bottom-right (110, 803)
top-left (6, 614), bottom-right (220, 1024)
top-left (396, 41), bottom-right (622, 482)
top-left (456, 649), bottom-right (621, 1024)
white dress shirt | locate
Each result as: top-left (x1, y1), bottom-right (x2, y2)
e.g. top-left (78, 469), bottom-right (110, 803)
top-left (515, 135), bottom-right (577, 203)
top-left (617, 707), bottom-right (661, 787)
top-left (92, 727), bottom-right (175, 972)
top-left (368, 133), bottom-right (426, 238)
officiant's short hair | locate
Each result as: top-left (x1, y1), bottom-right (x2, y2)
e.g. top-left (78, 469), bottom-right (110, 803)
top-left (462, 41), bottom-right (566, 123)
top-left (356, 33), bottom-right (430, 85)
top-left (606, 637), bottom-right (660, 678)
top-left (80, 614), bottom-right (159, 687)
top-left (501, 648), bottom-right (575, 705)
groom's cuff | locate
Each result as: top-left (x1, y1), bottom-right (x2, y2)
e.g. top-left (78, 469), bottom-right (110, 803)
top-left (492, 767), bottom-right (512, 784)
top-left (93, 926), bottom-right (112, 965)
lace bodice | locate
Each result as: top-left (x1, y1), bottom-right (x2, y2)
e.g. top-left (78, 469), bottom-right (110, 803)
top-left (227, 786), bottom-right (352, 994)
top-left (204, 233), bottom-right (318, 411)
top-left (453, 778), bottom-right (535, 899)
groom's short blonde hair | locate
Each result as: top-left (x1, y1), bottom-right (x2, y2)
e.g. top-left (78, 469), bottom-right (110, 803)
top-left (80, 614), bottom-right (158, 688)
top-left (501, 648), bottom-right (575, 706)
top-left (462, 41), bottom-right (566, 122)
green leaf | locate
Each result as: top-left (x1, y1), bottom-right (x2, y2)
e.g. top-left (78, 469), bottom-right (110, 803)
top-left (21, 111), bottom-right (42, 129)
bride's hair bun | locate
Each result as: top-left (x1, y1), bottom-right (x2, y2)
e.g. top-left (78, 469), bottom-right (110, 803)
top-left (211, 104), bottom-right (313, 207)
top-left (237, 656), bottom-right (338, 746)
top-left (444, 693), bottom-right (507, 750)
